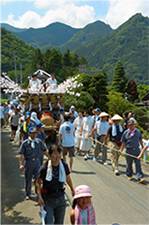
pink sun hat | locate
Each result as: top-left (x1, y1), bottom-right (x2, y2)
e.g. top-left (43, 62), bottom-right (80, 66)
top-left (73, 185), bottom-right (92, 199)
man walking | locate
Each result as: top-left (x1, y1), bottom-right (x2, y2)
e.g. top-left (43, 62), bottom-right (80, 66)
top-left (120, 118), bottom-right (144, 181)
top-left (105, 114), bottom-right (123, 175)
top-left (19, 127), bottom-right (48, 199)
top-left (59, 113), bottom-right (75, 172)
top-left (92, 112), bottom-right (110, 164)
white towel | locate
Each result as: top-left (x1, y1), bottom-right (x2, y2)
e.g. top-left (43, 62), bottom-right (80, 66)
top-left (39, 206), bottom-right (47, 225)
top-left (28, 136), bottom-right (36, 148)
top-left (46, 160), bottom-right (66, 182)
top-left (112, 124), bottom-right (123, 136)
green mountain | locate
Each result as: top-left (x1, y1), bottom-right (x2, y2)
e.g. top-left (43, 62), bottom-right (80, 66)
top-left (1, 21), bottom-right (112, 50)
top-left (1, 23), bottom-right (27, 33)
top-left (1, 28), bottom-right (34, 72)
top-left (2, 22), bottom-right (80, 48)
top-left (61, 20), bottom-right (112, 51)
top-left (90, 13), bottom-right (149, 82)
top-left (64, 13), bottom-right (148, 82)
top-left (1, 14), bottom-right (148, 82)
top-left (1, 28), bottom-right (84, 84)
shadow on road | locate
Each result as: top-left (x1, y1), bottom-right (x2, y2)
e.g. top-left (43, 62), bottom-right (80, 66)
top-left (2, 211), bottom-right (33, 224)
top-left (1, 130), bottom-right (35, 224)
top-left (72, 170), bottom-right (96, 175)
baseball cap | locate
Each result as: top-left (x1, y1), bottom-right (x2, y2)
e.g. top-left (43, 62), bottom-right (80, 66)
top-left (128, 117), bottom-right (137, 125)
top-left (29, 127), bottom-right (37, 133)
top-left (95, 108), bottom-right (101, 112)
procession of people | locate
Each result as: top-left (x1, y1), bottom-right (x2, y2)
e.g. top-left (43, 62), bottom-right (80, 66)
top-left (1, 72), bottom-right (148, 225)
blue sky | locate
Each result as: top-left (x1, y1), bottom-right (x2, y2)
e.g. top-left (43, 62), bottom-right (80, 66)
top-left (1, 0), bottom-right (149, 29)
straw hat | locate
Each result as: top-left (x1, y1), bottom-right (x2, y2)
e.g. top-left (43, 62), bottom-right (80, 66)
top-left (41, 114), bottom-right (54, 126)
top-left (44, 125), bottom-right (56, 130)
top-left (99, 112), bottom-right (109, 117)
top-left (111, 114), bottom-right (123, 121)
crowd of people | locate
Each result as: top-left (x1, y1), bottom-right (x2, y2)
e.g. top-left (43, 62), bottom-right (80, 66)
top-left (1, 94), bottom-right (149, 225)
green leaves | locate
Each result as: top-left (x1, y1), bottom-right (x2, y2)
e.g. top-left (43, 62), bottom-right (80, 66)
top-left (64, 71), bottom-right (108, 111)
top-left (111, 61), bottom-right (128, 93)
top-left (107, 91), bottom-right (134, 115)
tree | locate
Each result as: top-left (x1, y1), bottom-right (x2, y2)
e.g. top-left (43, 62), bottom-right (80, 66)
top-left (63, 50), bottom-right (72, 67)
top-left (111, 62), bottom-right (128, 93)
top-left (89, 71), bottom-right (108, 111)
top-left (64, 91), bottom-right (95, 111)
top-left (133, 107), bottom-right (148, 131)
top-left (75, 72), bottom-right (108, 111)
top-left (126, 80), bottom-right (139, 102)
top-left (107, 90), bottom-right (134, 115)
top-left (71, 54), bottom-right (80, 67)
top-left (31, 48), bottom-right (44, 70)
top-left (137, 84), bottom-right (149, 100)
top-left (76, 73), bottom-right (91, 90)
top-left (45, 48), bottom-right (63, 78)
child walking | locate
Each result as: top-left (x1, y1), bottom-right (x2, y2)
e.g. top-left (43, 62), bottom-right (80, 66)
top-left (70, 185), bottom-right (96, 225)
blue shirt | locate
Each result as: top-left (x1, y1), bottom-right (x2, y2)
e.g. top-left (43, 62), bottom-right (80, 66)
top-left (121, 128), bottom-right (142, 153)
top-left (95, 120), bottom-right (110, 136)
top-left (19, 138), bottom-right (47, 163)
top-left (37, 131), bottom-right (46, 142)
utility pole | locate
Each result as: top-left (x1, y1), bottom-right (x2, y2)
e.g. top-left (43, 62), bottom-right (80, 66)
top-left (13, 52), bottom-right (17, 83)
top-left (20, 63), bottom-right (23, 85)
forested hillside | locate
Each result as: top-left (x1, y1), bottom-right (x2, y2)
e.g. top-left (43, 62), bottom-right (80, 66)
top-left (1, 13), bottom-right (149, 82)
top-left (1, 22), bottom-right (80, 48)
top-left (1, 28), bottom-right (34, 72)
top-left (68, 14), bottom-right (149, 82)
top-left (1, 28), bottom-right (85, 84)
top-left (89, 14), bottom-right (149, 82)
top-left (61, 20), bottom-right (112, 51)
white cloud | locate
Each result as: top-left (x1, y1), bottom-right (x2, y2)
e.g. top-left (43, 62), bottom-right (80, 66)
top-left (5, 0), bottom-right (96, 28)
top-left (34, 0), bottom-right (71, 9)
top-left (105, 0), bottom-right (149, 29)
top-left (7, 11), bottom-right (41, 28)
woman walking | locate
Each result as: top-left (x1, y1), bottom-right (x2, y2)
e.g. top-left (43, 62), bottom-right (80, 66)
top-left (36, 144), bottom-right (74, 224)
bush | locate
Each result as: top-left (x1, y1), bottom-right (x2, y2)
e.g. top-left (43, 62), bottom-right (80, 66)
top-left (64, 91), bottom-right (95, 111)
top-left (107, 91), bottom-right (135, 115)
top-left (133, 107), bottom-right (149, 131)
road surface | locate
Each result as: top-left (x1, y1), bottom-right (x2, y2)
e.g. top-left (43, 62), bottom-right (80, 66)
top-left (1, 128), bottom-right (149, 224)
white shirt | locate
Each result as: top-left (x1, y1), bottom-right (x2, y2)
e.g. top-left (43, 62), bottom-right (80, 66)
top-left (59, 121), bottom-right (75, 147)
top-left (73, 116), bottom-right (83, 137)
top-left (94, 120), bottom-right (110, 136)
top-left (143, 139), bottom-right (149, 148)
top-left (82, 116), bottom-right (94, 135)
top-left (46, 78), bottom-right (57, 86)
top-left (29, 78), bottom-right (41, 90)
top-left (69, 110), bottom-right (78, 119)
top-left (11, 113), bottom-right (20, 126)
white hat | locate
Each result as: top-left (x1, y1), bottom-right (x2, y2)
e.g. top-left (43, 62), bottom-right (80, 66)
top-left (99, 112), bottom-right (109, 117)
top-left (111, 114), bottom-right (123, 120)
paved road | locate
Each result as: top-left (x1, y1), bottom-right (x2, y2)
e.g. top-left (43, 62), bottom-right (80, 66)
top-left (1, 128), bottom-right (149, 224)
